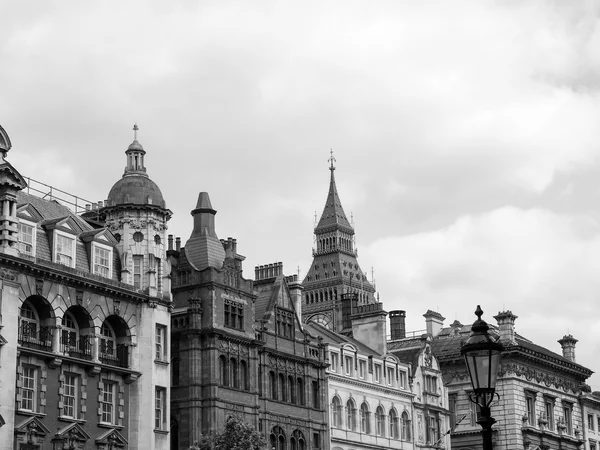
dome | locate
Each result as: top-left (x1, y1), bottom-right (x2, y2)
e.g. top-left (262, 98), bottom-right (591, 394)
top-left (127, 140), bottom-right (145, 152)
top-left (106, 174), bottom-right (166, 208)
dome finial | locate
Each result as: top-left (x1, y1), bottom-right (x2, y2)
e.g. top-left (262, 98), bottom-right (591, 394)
top-left (133, 123), bottom-right (139, 141)
top-left (328, 149), bottom-right (336, 171)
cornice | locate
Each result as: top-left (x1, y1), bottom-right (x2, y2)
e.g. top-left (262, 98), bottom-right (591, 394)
top-left (328, 373), bottom-right (415, 399)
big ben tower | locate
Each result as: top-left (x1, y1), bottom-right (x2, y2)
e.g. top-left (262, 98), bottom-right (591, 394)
top-left (301, 152), bottom-right (376, 331)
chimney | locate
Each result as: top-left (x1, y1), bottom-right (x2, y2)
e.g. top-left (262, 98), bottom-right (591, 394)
top-left (449, 319), bottom-right (463, 336)
top-left (175, 237), bottom-right (181, 252)
top-left (351, 302), bottom-right (388, 355)
top-left (289, 278), bottom-right (304, 327)
top-left (389, 310), bottom-right (406, 340)
top-left (423, 310), bottom-right (445, 337)
top-left (558, 334), bottom-right (578, 362)
top-left (494, 311), bottom-right (518, 345)
top-left (341, 293), bottom-right (358, 331)
top-left (168, 234), bottom-right (174, 251)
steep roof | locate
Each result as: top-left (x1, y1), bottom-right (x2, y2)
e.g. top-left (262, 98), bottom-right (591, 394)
top-left (304, 321), bottom-right (381, 356)
top-left (315, 166), bottom-right (353, 234)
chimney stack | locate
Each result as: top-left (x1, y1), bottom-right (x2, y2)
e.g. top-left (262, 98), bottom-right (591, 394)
top-left (494, 311), bottom-right (518, 345)
top-left (389, 310), bottom-right (406, 340)
top-left (558, 334), bottom-right (578, 362)
top-left (423, 310), bottom-right (445, 337)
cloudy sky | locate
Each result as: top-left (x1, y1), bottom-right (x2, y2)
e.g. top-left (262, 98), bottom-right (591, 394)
top-left (3, 1), bottom-right (600, 387)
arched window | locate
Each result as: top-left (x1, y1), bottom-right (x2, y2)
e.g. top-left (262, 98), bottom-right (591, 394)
top-left (347, 399), bottom-right (357, 431)
top-left (100, 322), bottom-right (116, 360)
top-left (62, 312), bottom-right (78, 351)
top-left (278, 373), bottom-right (286, 401)
top-left (219, 356), bottom-right (228, 386)
top-left (240, 361), bottom-right (248, 391)
top-left (18, 298), bottom-right (52, 351)
top-left (389, 408), bottom-right (399, 438)
top-left (401, 411), bottom-right (412, 441)
top-left (270, 426), bottom-right (286, 450)
top-left (361, 402), bottom-right (371, 434)
top-left (376, 406), bottom-right (385, 436)
top-left (288, 375), bottom-right (296, 404)
top-left (297, 378), bottom-right (304, 405)
top-left (332, 396), bottom-right (343, 428)
top-left (292, 430), bottom-right (305, 450)
top-left (20, 301), bottom-right (38, 338)
top-left (230, 358), bottom-right (238, 388)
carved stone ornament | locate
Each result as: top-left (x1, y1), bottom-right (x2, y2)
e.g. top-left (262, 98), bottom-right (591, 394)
top-left (0, 267), bottom-right (18, 282)
top-left (36, 278), bottom-right (44, 296)
top-left (76, 290), bottom-right (84, 306)
top-left (113, 300), bottom-right (121, 316)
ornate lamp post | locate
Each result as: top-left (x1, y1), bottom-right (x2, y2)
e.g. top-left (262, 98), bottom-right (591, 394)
top-left (461, 305), bottom-right (503, 450)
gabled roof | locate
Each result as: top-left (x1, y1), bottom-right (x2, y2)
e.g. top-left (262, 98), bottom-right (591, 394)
top-left (14, 416), bottom-right (51, 436)
top-left (54, 422), bottom-right (91, 443)
top-left (18, 191), bottom-right (91, 232)
top-left (304, 321), bottom-right (381, 356)
top-left (95, 428), bottom-right (128, 446)
top-left (17, 202), bottom-right (43, 222)
top-left (255, 275), bottom-right (297, 320)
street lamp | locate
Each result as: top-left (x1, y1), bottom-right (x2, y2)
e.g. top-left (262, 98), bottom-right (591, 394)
top-left (461, 305), bottom-right (503, 450)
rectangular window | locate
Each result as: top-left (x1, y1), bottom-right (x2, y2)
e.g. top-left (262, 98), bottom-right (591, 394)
top-left (545, 397), bottom-right (555, 431)
top-left (155, 387), bottom-right (167, 430)
top-left (312, 380), bottom-right (320, 408)
top-left (387, 367), bottom-right (395, 386)
top-left (399, 371), bottom-right (407, 388)
top-left (224, 299), bottom-right (244, 330)
top-left (374, 364), bottom-right (382, 383)
top-left (589, 414), bottom-right (595, 431)
top-left (63, 374), bottom-right (78, 418)
top-left (93, 245), bottom-right (111, 278)
top-left (597, 417), bottom-right (600, 434)
top-left (155, 325), bottom-right (167, 361)
top-left (101, 381), bottom-right (116, 424)
top-left (358, 360), bottom-right (366, 379)
top-left (470, 400), bottom-right (481, 426)
top-left (56, 233), bottom-right (75, 267)
top-left (426, 414), bottom-right (440, 444)
top-left (425, 375), bottom-right (438, 393)
top-left (526, 393), bottom-right (536, 426)
top-left (330, 352), bottom-right (339, 373)
top-left (133, 255), bottom-right (143, 289)
top-left (449, 394), bottom-right (457, 429)
top-left (563, 404), bottom-right (573, 434)
top-left (275, 308), bottom-right (294, 338)
top-left (19, 222), bottom-right (35, 256)
top-left (21, 366), bottom-right (37, 411)
top-left (312, 432), bottom-right (320, 450)
top-left (344, 356), bottom-right (353, 376)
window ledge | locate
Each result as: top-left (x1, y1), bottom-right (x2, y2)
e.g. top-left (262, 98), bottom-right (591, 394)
top-left (58, 417), bottom-right (86, 424)
top-left (154, 359), bottom-right (169, 366)
top-left (98, 422), bottom-right (124, 430)
top-left (16, 410), bottom-right (46, 418)
top-left (154, 429), bottom-right (169, 435)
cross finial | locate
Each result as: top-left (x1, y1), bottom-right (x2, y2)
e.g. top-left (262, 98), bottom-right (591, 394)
top-left (133, 123), bottom-right (139, 141)
top-left (328, 149), bottom-right (336, 171)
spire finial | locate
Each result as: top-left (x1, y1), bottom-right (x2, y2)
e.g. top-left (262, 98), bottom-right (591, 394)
top-left (328, 149), bottom-right (336, 171)
top-left (133, 123), bottom-right (139, 141)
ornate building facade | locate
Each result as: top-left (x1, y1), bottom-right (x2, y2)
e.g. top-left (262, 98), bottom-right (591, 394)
top-left (430, 308), bottom-right (592, 450)
top-left (0, 124), bottom-right (172, 449)
top-left (301, 155), bottom-right (375, 332)
top-left (169, 193), bottom-right (329, 449)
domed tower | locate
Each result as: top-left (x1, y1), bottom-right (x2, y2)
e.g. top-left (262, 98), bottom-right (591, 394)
top-left (102, 124), bottom-right (172, 300)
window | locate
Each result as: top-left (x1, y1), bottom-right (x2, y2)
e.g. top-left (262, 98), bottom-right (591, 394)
top-left (545, 397), bottom-right (555, 430)
top-left (401, 411), bottom-right (412, 441)
top-left (312, 432), bottom-right (320, 450)
top-left (155, 324), bottom-right (167, 361)
top-left (358, 360), bottom-right (366, 379)
top-left (347, 399), bottom-right (356, 430)
top-left (93, 244), bottom-right (111, 277)
top-left (332, 397), bottom-right (342, 427)
top-left (563, 403), bottom-right (573, 435)
top-left (155, 387), bottom-right (167, 430)
top-left (470, 400), bottom-right (481, 426)
top-left (133, 255), bottom-right (143, 289)
top-left (276, 308), bottom-right (294, 338)
top-left (278, 373), bottom-right (286, 402)
top-left (387, 367), bottom-right (395, 386)
top-left (425, 375), bottom-right (437, 393)
top-left (449, 394), bottom-right (457, 429)
top-left (270, 427), bottom-right (286, 450)
top-left (597, 417), bottom-right (600, 434)
top-left (344, 356), bottom-right (353, 376)
top-left (389, 409), bottom-right (399, 439)
top-left (297, 378), bottom-right (304, 405)
top-left (376, 406), bottom-right (385, 436)
top-left (427, 414), bottom-right (441, 444)
top-left (330, 352), bottom-right (339, 373)
top-left (100, 381), bottom-right (116, 424)
top-left (224, 300), bottom-right (244, 330)
top-left (269, 371), bottom-right (277, 399)
top-left (20, 301), bottom-right (38, 340)
top-left (525, 391), bottom-right (536, 426)
top-left (18, 222), bottom-right (35, 256)
top-left (220, 357), bottom-right (229, 386)
top-left (240, 361), bottom-right (248, 391)
top-left (590, 414), bottom-right (595, 432)
top-left (63, 374), bottom-right (79, 418)
top-left (230, 358), bottom-right (238, 388)
top-left (20, 365), bottom-right (37, 411)
top-left (374, 364), bottom-right (382, 383)
top-left (399, 371), bottom-right (407, 388)
top-left (288, 375), bottom-right (295, 403)
top-left (55, 233), bottom-right (75, 267)
top-left (312, 381), bottom-right (320, 408)
top-left (360, 402), bottom-right (371, 434)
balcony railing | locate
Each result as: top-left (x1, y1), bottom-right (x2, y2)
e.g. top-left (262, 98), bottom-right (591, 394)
top-left (18, 323), bottom-right (53, 352)
top-left (60, 334), bottom-right (92, 360)
top-left (99, 343), bottom-right (129, 368)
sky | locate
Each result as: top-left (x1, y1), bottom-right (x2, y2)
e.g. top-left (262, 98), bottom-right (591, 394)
top-left (2, 0), bottom-right (600, 387)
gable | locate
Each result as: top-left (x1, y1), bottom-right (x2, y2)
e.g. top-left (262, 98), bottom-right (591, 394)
top-left (95, 428), bottom-right (128, 446)
top-left (0, 161), bottom-right (27, 190)
top-left (17, 203), bottom-right (43, 222)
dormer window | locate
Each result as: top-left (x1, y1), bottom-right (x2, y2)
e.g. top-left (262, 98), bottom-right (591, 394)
top-left (18, 221), bottom-right (36, 256)
top-left (55, 232), bottom-right (75, 267)
top-left (93, 243), bottom-right (112, 278)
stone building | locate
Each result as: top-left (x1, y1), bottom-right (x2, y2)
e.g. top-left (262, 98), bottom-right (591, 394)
top-left (580, 390), bottom-right (600, 450)
top-left (305, 298), bottom-right (417, 450)
top-left (0, 124), bottom-right (172, 449)
top-left (430, 308), bottom-right (592, 450)
top-left (387, 310), bottom-right (452, 449)
top-left (168, 192), bottom-right (329, 449)
top-left (301, 155), bottom-right (375, 332)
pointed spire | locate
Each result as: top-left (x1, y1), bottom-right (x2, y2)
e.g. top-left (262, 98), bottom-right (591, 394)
top-left (184, 192), bottom-right (225, 271)
top-left (124, 124), bottom-right (147, 175)
top-left (315, 152), bottom-right (353, 233)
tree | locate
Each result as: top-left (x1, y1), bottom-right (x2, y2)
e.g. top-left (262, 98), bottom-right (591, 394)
top-left (190, 416), bottom-right (267, 450)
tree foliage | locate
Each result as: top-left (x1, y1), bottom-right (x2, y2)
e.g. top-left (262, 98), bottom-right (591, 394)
top-left (190, 416), bottom-right (267, 450)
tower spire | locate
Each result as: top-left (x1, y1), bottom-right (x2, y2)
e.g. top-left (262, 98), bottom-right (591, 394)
top-left (328, 149), bottom-right (336, 171)
top-left (133, 123), bottom-right (139, 141)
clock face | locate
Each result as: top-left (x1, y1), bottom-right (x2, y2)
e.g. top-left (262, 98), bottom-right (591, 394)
top-left (309, 313), bottom-right (332, 330)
